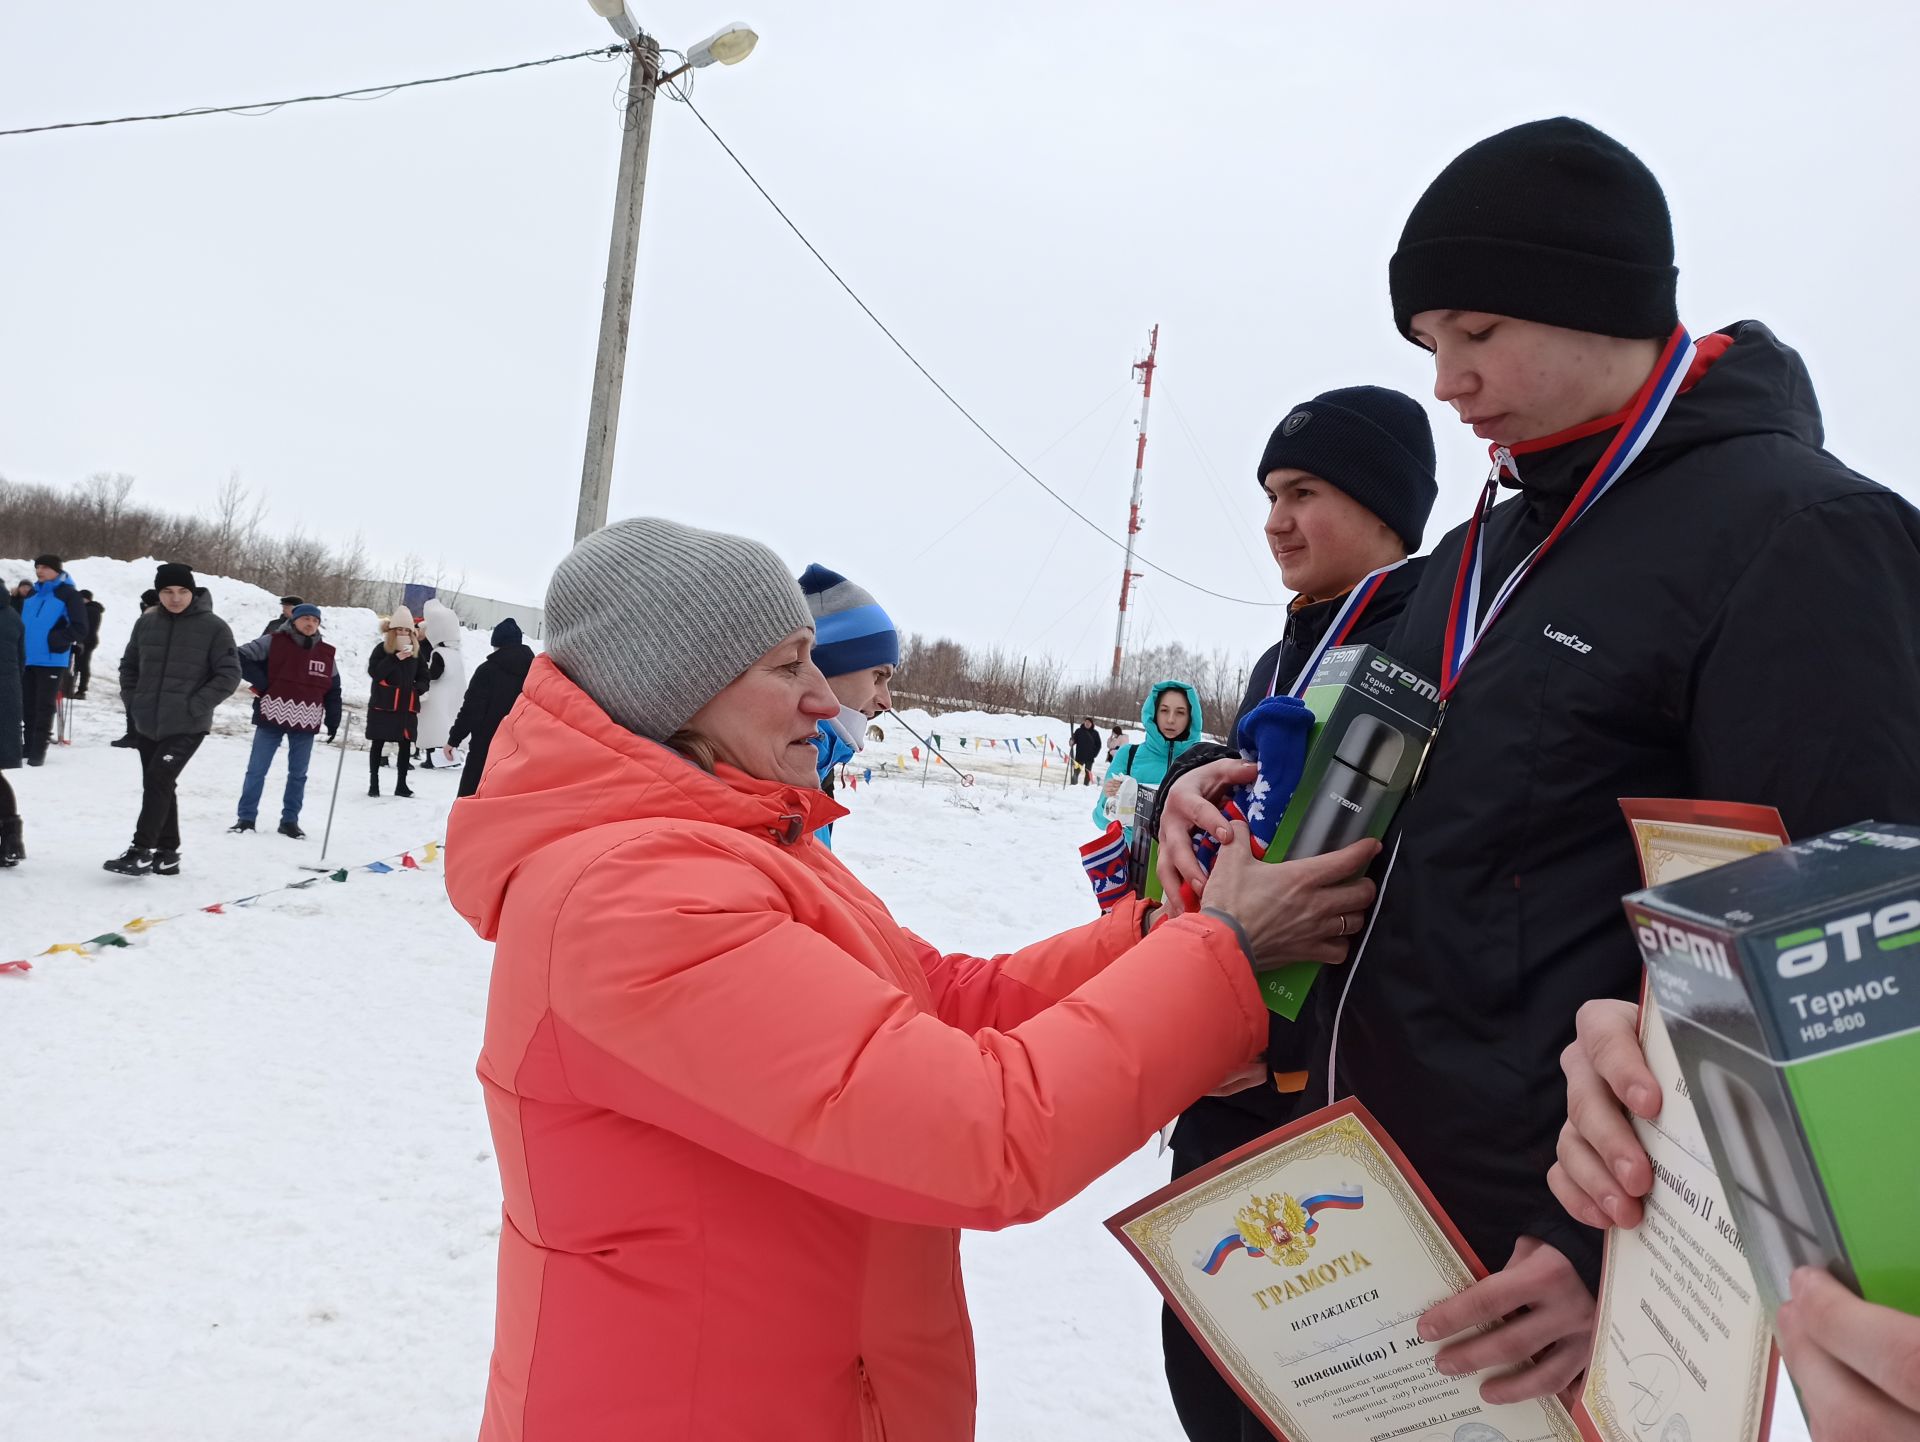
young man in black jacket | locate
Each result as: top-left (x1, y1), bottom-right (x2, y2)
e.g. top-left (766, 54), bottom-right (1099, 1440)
top-left (1150, 384), bottom-right (1437, 1441)
top-left (1160, 118), bottom-right (1920, 1410)
top-left (108, 563), bottom-right (241, 875)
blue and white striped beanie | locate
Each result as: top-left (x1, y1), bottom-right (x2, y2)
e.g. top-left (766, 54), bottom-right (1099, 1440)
top-left (798, 564), bottom-right (899, 678)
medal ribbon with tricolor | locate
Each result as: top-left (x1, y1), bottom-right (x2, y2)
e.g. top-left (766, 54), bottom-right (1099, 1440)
top-left (1437, 324), bottom-right (1697, 703)
top-left (1267, 559), bottom-right (1408, 700)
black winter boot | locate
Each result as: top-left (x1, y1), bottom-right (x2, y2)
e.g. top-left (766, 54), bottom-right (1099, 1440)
top-left (103, 847), bottom-right (153, 876)
top-left (278, 820), bottom-right (307, 840)
top-left (0, 816), bottom-right (24, 866)
top-left (152, 851), bottom-right (181, 876)
top-left (228, 819), bottom-right (256, 834)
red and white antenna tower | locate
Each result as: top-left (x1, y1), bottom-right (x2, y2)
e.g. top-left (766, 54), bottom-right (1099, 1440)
top-left (1110, 323), bottom-right (1158, 681)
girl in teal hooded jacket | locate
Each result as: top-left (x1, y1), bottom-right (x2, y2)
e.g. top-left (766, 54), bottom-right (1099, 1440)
top-left (1092, 679), bottom-right (1203, 835)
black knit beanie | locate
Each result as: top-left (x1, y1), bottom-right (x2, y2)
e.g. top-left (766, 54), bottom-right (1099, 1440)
top-left (1389, 118), bottom-right (1678, 343)
top-left (154, 561), bottom-right (196, 591)
top-left (1256, 386), bottom-right (1437, 552)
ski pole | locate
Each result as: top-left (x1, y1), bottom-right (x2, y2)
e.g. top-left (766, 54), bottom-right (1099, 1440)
top-left (312, 715), bottom-right (353, 868)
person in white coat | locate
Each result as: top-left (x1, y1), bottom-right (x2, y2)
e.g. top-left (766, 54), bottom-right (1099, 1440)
top-left (414, 597), bottom-right (467, 769)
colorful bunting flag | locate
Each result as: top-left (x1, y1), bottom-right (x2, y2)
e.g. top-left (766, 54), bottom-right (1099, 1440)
top-left (0, 960), bottom-right (32, 975)
top-left (400, 853), bottom-right (420, 870)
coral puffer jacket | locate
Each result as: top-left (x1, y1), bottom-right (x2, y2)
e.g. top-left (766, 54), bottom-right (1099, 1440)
top-left (445, 658), bottom-right (1266, 1441)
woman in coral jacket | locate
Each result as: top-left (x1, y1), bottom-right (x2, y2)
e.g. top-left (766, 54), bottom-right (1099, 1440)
top-left (445, 518), bottom-right (1378, 1442)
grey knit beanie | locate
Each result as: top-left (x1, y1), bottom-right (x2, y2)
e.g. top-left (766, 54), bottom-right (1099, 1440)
top-left (543, 517), bottom-right (813, 741)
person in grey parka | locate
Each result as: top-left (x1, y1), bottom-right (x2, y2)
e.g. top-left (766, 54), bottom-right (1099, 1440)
top-left (106, 562), bottom-right (240, 876)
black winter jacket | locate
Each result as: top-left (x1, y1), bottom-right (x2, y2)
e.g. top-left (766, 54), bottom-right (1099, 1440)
top-left (1069, 724), bottom-right (1103, 765)
top-left (448, 642), bottom-right (534, 794)
top-left (447, 643), bottom-right (534, 752)
top-left (0, 603), bottom-right (23, 769)
top-left (366, 643), bottom-right (431, 743)
top-left (1304, 321), bottom-right (1920, 1288)
top-left (1155, 558), bottom-right (1428, 1161)
top-left (118, 590), bottom-right (241, 739)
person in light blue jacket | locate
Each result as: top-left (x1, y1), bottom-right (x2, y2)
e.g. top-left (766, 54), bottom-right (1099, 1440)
top-left (798, 564), bottom-right (899, 849)
top-left (1093, 679), bottom-right (1203, 839)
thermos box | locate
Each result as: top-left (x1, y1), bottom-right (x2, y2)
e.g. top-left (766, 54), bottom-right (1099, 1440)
top-left (1628, 821), bottom-right (1920, 1322)
top-left (1253, 644), bottom-right (1436, 1020)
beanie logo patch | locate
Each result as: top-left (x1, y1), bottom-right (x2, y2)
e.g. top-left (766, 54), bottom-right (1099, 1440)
top-left (1282, 410), bottom-right (1312, 437)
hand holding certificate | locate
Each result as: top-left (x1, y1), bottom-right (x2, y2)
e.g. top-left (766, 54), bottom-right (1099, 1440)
top-left (1108, 1100), bottom-right (1585, 1442)
top-left (1570, 799), bottom-right (1789, 1442)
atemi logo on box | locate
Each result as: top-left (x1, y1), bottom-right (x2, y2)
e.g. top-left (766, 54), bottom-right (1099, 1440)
top-left (1633, 914), bottom-right (1733, 979)
top-left (1366, 655), bottom-right (1438, 702)
top-left (1772, 900), bottom-right (1920, 979)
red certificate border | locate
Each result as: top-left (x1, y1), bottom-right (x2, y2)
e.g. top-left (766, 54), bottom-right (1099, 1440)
top-left (1617, 796), bottom-right (1789, 840)
top-left (1575, 797), bottom-right (1788, 1442)
top-left (1107, 1097), bottom-right (1596, 1442)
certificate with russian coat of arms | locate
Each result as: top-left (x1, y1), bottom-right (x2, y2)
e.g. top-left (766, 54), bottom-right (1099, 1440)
top-left (1108, 1100), bottom-right (1587, 1442)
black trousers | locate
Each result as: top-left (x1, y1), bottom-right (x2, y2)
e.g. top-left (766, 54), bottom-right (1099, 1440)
top-left (131, 732), bottom-right (204, 852)
top-left (74, 644), bottom-right (96, 696)
top-left (22, 665), bottom-right (64, 759)
top-left (370, 739), bottom-right (411, 780)
top-left (1164, 1148), bottom-right (1272, 1442)
top-left (456, 740), bottom-right (491, 798)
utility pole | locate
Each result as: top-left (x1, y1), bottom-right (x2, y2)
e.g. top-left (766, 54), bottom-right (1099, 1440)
top-left (575, 36), bottom-right (662, 543)
top-left (1110, 324), bottom-right (1158, 681)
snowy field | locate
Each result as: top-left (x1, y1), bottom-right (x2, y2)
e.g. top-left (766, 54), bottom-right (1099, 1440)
top-left (1, 714), bottom-right (1811, 1438)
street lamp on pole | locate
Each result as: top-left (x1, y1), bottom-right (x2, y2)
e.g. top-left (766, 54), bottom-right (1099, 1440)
top-left (574, 7), bottom-right (759, 543)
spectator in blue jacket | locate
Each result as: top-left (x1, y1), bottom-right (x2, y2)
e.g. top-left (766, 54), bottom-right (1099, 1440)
top-left (19, 554), bottom-right (87, 765)
top-left (797, 564), bottom-right (899, 849)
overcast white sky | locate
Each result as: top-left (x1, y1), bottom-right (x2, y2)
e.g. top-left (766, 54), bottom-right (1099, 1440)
top-left (3, 2), bottom-right (1915, 681)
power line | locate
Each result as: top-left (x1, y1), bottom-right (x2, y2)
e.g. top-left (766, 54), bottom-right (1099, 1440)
top-left (0, 46), bottom-right (628, 139)
top-left (909, 380), bottom-right (1129, 564)
top-left (1162, 391), bottom-right (1280, 600)
top-left (675, 94), bottom-right (1284, 609)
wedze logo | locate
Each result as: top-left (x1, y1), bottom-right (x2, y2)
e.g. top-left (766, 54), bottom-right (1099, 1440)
top-left (1635, 915), bottom-right (1734, 980)
top-left (1542, 623), bottom-right (1593, 655)
top-left (1367, 656), bottom-right (1438, 702)
top-left (1773, 899), bottom-right (1920, 978)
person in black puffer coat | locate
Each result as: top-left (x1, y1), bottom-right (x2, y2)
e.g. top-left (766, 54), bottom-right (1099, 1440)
top-left (445, 617), bottom-right (535, 798)
top-left (0, 602), bottom-right (26, 866)
top-left (106, 563), bottom-right (241, 876)
top-left (367, 611), bottom-right (430, 797)
top-left (1145, 385), bottom-right (1436, 1442)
